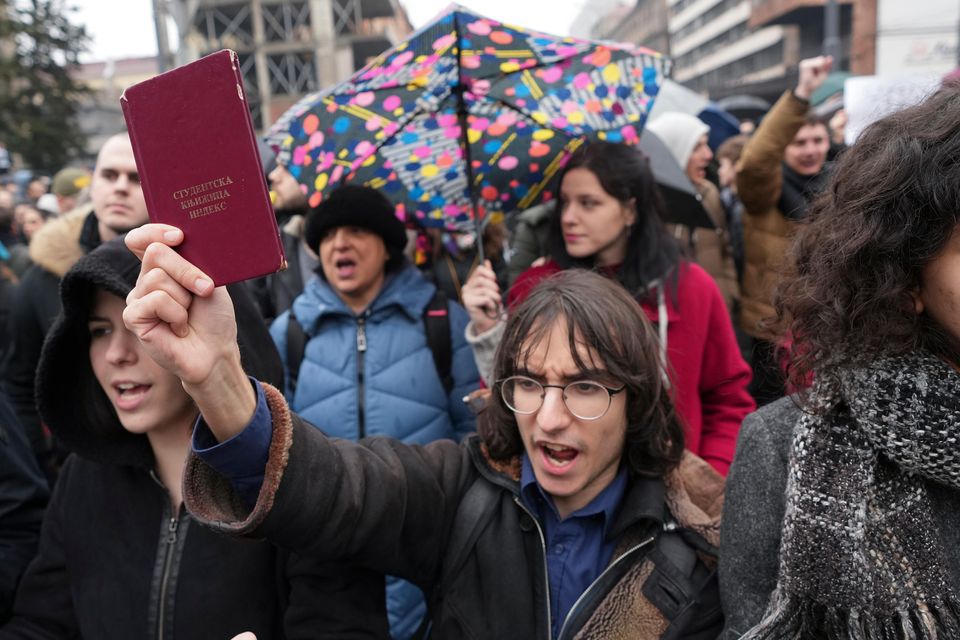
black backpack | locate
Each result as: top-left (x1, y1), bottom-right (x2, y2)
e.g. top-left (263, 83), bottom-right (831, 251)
top-left (284, 289), bottom-right (454, 396)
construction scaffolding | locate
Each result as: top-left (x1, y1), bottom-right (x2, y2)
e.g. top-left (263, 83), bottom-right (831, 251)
top-left (161, 0), bottom-right (411, 129)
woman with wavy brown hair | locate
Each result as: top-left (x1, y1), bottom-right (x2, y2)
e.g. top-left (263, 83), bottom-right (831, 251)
top-left (720, 80), bottom-right (960, 639)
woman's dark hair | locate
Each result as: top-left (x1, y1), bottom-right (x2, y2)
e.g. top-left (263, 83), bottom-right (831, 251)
top-left (479, 269), bottom-right (685, 477)
top-left (774, 80), bottom-right (960, 389)
top-left (547, 141), bottom-right (681, 299)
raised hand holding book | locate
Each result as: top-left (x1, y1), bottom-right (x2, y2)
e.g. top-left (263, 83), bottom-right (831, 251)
top-left (121, 49), bottom-right (286, 286)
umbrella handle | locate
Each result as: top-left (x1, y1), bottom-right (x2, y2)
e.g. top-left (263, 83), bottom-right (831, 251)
top-left (482, 300), bottom-right (503, 321)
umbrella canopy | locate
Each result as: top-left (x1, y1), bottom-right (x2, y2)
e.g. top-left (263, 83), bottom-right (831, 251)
top-left (641, 78), bottom-right (739, 150)
top-left (638, 129), bottom-right (713, 230)
top-left (647, 78), bottom-right (708, 120)
top-left (271, 4), bottom-right (670, 236)
top-left (715, 94), bottom-right (770, 121)
top-left (697, 104), bottom-right (740, 152)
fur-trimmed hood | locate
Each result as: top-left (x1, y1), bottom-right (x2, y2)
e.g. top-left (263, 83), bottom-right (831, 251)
top-left (28, 203), bottom-right (95, 277)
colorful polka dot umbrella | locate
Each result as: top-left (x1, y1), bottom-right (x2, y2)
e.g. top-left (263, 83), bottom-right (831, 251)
top-left (272, 4), bottom-right (670, 251)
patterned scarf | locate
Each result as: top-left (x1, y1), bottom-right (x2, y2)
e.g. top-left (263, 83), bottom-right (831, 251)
top-left (744, 350), bottom-right (960, 639)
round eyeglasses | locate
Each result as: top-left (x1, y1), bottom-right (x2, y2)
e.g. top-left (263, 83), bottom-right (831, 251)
top-left (497, 375), bottom-right (626, 421)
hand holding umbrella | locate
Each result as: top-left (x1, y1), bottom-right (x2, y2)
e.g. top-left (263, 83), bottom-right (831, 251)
top-left (462, 260), bottom-right (503, 334)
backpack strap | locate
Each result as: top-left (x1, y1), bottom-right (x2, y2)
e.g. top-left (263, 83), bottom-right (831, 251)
top-left (285, 308), bottom-right (308, 395)
top-left (423, 289), bottom-right (453, 394)
top-left (412, 475), bottom-right (500, 639)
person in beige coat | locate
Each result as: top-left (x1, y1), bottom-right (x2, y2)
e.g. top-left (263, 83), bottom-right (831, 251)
top-left (735, 56), bottom-right (832, 405)
top-left (646, 113), bottom-right (740, 314)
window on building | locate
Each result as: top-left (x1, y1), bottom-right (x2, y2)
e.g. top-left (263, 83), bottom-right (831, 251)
top-left (262, 1), bottom-right (312, 43)
top-left (685, 40), bottom-right (784, 94)
top-left (267, 52), bottom-right (319, 95)
top-left (332, 0), bottom-right (364, 35)
top-left (673, 0), bottom-right (745, 43)
top-left (192, 3), bottom-right (255, 50)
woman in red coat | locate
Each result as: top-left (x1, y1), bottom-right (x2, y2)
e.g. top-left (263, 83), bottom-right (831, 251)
top-left (464, 141), bottom-right (753, 475)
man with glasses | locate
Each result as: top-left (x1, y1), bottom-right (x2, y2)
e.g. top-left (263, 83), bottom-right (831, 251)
top-left (119, 227), bottom-right (726, 640)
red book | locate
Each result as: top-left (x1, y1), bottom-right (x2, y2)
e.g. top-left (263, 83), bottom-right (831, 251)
top-left (120, 49), bottom-right (285, 286)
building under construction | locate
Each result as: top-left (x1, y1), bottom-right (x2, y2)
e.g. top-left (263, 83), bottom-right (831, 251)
top-left (159, 0), bottom-right (413, 130)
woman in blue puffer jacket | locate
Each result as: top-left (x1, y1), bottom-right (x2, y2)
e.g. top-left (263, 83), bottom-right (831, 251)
top-left (269, 185), bottom-right (481, 639)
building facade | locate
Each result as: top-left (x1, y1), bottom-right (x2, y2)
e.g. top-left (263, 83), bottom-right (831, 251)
top-left (671, 0), bottom-right (804, 102)
top-left (589, 0), bottom-right (883, 103)
top-left (165, 0), bottom-right (412, 129)
top-left (588, 0), bottom-right (672, 58)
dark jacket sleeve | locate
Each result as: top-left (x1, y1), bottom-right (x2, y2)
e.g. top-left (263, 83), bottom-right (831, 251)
top-left (718, 399), bottom-right (797, 638)
top-left (0, 458), bottom-right (79, 639)
top-left (243, 276), bottom-right (277, 327)
top-left (184, 383), bottom-right (470, 591)
top-left (2, 266), bottom-right (61, 456)
top-left (447, 301), bottom-right (480, 441)
top-left (0, 396), bottom-right (48, 624)
top-left (282, 555), bottom-right (390, 640)
top-left (227, 282), bottom-right (285, 391)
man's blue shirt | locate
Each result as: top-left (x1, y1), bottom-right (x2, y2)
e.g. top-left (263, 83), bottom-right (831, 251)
top-left (519, 454), bottom-right (627, 640)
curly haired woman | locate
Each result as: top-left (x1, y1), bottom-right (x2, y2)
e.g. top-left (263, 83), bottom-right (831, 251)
top-left (720, 80), bottom-right (960, 639)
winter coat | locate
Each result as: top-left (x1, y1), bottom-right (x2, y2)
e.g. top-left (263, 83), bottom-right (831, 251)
top-left (736, 91), bottom-right (820, 339)
top-left (3, 206), bottom-right (94, 455)
top-left (0, 394), bottom-right (47, 624)
top-left (184, 383), bottom-right (727, 640)
top-left (666, 181), bottom-right (740, 314)
top-left (505, 261), bottom-right (754, 476)
top-left (718, 397), bottom-right (960, 638)
top-left (0, 239), bottom-right (385, 640)
top-left (270, 263), bottom-right (480, 444)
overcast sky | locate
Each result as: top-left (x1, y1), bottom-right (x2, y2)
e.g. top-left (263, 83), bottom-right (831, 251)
top-left (72, 0), bottom-right (591, 62)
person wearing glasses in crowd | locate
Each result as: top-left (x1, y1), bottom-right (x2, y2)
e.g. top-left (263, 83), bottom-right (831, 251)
top-left (462, 141), bottom-right (754, 476)
top-left (118, 231), bottom-right (726, 640)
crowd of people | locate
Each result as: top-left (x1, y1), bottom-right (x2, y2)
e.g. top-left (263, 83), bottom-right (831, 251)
top-left (0, 53), bottom-right (958, 640)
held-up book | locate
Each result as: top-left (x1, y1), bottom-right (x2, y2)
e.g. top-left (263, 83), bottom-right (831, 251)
top-left (120, 49), bottom-right (286, 286)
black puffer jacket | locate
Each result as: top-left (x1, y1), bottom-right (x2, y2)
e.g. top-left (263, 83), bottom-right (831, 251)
top-left (186, 384), bottom-right (726, 640)
top-left (0, 238), bottom-right (388, 640)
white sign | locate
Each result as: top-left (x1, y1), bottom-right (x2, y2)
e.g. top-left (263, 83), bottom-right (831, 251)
top-left (843, 75), bottom-right (941, 145)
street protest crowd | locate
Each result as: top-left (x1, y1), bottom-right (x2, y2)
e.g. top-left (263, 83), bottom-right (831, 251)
top-left (0, 48), bottom-right (959, 640)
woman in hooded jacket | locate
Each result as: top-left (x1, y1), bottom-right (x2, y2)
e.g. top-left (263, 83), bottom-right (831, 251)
top-left (0, 237), bottom-right (389, 640)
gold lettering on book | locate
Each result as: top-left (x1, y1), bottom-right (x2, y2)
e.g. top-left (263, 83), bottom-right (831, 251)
top-left (171, 176), bottom-right (235, 220)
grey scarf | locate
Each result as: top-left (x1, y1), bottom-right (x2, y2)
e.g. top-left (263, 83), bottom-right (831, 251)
top-left (744, 350), bottom-right (960, 639)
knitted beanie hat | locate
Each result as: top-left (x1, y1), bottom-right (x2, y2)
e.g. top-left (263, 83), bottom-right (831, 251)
top-left (303, 185), bottom-right (406, 259)
top-left (645, 113), bottom-right (710, 171)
